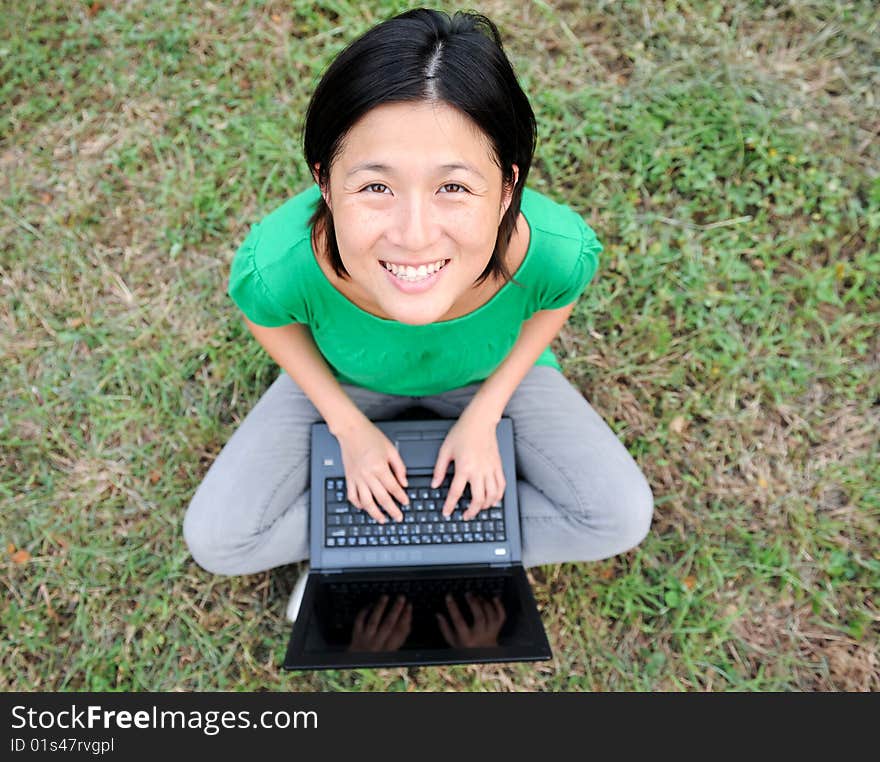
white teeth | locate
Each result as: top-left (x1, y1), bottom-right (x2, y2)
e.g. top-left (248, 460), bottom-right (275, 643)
top-left (383, 259), bottom-right (448, 281)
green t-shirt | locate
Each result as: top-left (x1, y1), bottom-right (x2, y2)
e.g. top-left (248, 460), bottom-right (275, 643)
top-left (228, 183), bottom-right (602, 396)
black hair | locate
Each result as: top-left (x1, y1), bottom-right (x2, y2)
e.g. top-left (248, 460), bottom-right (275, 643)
top-left (302, 7), bottom-right (537, 287)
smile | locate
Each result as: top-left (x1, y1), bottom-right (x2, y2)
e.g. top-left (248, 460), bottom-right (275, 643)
top-left (380, 258), bottom-right (450, 282)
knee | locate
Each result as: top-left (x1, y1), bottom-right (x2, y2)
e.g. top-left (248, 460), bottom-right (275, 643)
top-left (610, 471), bottom-right (654, 554)
top-left (182, 494), bottom-right (239, 576)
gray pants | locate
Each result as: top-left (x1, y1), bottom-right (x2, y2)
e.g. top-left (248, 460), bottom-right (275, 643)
top-left (183, 365), bottom-right (653, 574)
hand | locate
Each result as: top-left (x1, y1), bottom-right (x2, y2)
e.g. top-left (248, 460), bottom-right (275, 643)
top-left (349, 594), bottom-right (413, 652)
top-left (436, 593), bottom-right (506, 648)
top-left (431, 408), bottom-right (505, 519)
top-left (336, 418), bottom-right (410, 524)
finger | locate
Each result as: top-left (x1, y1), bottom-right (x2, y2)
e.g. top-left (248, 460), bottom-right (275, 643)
top-left (464, 476), bottom-right (487, 520)
top-left (353, 605), bottom-right (368, 635)
top-left (365, 595), bottom-right (389, 633)
top-left (367, 474), bottom-right (404, 522)
top-left (389, 448), bottom-right (410, 496)
top-left (490, 596), bottom-right (506, 626)
top-left (471, 470), bottom-right (502, 519)
top-left (376, 594), bottom-right (407, 646)
top-left (492, 470), bottom-right (506, 507)
top-left (442, 473), bottom-right (467, 517)
top-left (347, 482), bottom-right (360, 509)
top-left (466, 592), bottom-right (487, 630)
top-left (445, 593), bottom-right (468, 635)
top-left (436, 611), bottom-right (454, 646)
top-left (378, 466), bottom-right (409, 520)
top-left (432, 447), bottom-right (451, 490)
top-left (356, 481), bottom-right (388, 524)
top-left (386, 601), bottom-right (413, 650)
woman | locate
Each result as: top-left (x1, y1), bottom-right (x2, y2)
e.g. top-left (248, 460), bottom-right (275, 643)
top-left (183, 9), bottom-right (653, 591)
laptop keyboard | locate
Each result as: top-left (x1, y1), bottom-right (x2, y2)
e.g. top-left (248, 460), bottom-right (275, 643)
top-left (324, 474), bottom-right (507, 548)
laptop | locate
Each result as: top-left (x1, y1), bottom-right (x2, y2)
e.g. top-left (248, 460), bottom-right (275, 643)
top-left (283, 411), bottom-right (552, 671)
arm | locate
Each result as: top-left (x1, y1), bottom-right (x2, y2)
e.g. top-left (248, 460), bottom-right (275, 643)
top-left (431, 300), bottom-right (577, 516)
top-left (465, 301), bottom-right (576, 423)
top-left (242, 317), bottom-right (370, 437)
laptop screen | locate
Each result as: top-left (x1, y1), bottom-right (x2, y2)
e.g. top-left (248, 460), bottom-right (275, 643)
top-left (284, 565), bottom-right (551, 670)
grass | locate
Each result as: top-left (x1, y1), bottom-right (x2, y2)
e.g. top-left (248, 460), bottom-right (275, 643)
top-left (2, 0), bottom-right (878, 691)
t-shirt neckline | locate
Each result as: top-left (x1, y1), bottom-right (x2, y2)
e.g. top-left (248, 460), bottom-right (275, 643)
top-left (307, 200), bottom-right (535, 327)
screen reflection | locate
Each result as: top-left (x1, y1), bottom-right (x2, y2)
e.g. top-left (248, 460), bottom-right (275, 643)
top-left (304, 572), bottom-right (524, 654)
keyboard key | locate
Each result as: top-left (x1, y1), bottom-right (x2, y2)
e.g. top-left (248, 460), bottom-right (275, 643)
top-left (326, 538), bottom-right (336, 546)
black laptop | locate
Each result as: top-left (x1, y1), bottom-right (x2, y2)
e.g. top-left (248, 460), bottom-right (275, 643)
top-left (282, 413), bottom-right (552, 671)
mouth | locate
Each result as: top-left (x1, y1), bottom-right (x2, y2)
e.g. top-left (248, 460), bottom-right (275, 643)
top-left (379, 258), bottom-right (451, 283)
top-left (379, 258), bottom-right (451, 294)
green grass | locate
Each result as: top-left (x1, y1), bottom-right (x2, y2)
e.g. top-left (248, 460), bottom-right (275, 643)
top-left (2, 0), bottom-right (878, 691)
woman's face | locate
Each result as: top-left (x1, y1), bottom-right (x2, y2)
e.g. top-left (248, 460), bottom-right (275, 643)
top-left (316, 100), bottom-right (518, 325)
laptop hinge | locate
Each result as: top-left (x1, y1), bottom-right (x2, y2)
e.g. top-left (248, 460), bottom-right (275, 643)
top-left (326, 562), bottom-right (512, 575)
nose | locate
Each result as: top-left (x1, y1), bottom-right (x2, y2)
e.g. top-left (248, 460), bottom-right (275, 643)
top-left (390, 194), bottom-right (436, 252)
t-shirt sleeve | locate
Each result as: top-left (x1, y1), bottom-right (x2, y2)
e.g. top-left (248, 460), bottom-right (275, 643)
top-left (539, 219), bottom-right (603, 310)
top-left (227, 222), bottom-right (301, 327)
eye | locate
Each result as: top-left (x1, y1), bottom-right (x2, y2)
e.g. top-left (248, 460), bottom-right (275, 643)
top-left (439, 183), bottom-right (468, 194)
top-left (362, 183), bottom-right (390, 194)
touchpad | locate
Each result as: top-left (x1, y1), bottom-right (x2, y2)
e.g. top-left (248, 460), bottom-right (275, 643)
top-left (398, 438), bottom-right (444, 469)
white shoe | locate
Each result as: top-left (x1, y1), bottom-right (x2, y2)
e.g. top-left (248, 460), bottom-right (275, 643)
top-left (285, 564), bottom-right (310, 623)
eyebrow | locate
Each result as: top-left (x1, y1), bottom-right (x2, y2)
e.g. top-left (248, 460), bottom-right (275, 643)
top-left (346, 162), bottom-right (486, 181)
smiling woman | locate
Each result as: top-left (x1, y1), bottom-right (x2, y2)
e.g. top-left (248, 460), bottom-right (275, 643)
top-left (183, 9), bottom-right (653, 595)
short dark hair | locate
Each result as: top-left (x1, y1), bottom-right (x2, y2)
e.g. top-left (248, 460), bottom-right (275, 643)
top-left (302, 8), bottom-right (537, 287)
